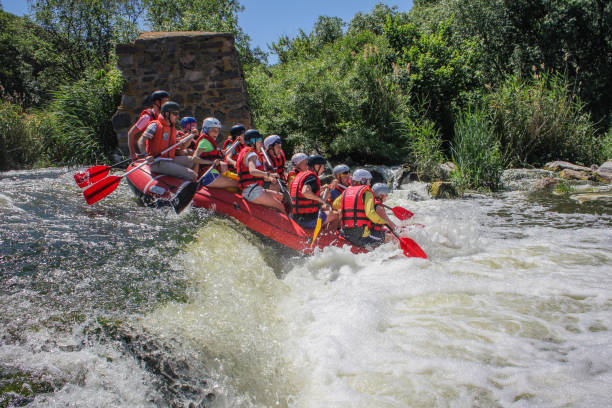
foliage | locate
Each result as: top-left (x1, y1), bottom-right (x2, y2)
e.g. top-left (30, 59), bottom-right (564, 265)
top-left (0, 98), bottom-right (42, 170)
top-left (601, 127), bottom-right (612, 162)
top-left (451, 107), bottom-right (504, 191)
top-left (488, 72), bottom-right (600, 167)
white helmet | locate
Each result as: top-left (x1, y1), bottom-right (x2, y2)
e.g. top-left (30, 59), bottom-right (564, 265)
top-left (372, 183), bottom-right (391, 197)
top-left (264, 134), bottom-right (281, 150)
top-left (351, 169), bottom-right (372, 184)
top-left (291, 153), bottom-right (308, 166)
top-left (333, 164), bottom-right (350, 177)
top-left (202, 117), bottom-right (222, 133)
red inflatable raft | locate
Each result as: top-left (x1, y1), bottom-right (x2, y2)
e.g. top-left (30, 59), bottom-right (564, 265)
top-left (124, 161), bottom-right (367, 255)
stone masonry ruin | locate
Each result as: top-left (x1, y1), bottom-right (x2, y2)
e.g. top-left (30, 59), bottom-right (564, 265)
top-left (111, 31), bottom-right (252, 153)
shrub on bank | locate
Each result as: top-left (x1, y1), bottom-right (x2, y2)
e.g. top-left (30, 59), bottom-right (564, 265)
top-left (451, 107), bottom-right (504, 191)
top-left (0, 99), bottom-right (42, 170)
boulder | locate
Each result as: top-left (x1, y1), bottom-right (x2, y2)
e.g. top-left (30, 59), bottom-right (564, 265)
top-left (559, 169), bottom-right (595, 181)
top-left (544, 161), bottom-right (592, 172)
top-left (533, 177), bottom-right (559, 191)
top-left (439, 162), bottom-right (457, 181)
top-left (429, 181), bottom-right (458, 199)
top-left (596, 161), bottom-right (612, 183)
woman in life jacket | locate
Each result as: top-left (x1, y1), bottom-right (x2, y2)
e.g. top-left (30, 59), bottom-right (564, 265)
top-left (223, 124), bottom-right (246, 171)
top-left (191, 117), bottom-right (238, 190)
top-left (128, 90), bottom-right (169, 160)
top-left (137, 101), bottom-right (197, 181)
top-left (329, 164), bottom-right (352, 202)
top-left (332, 169), bottom-right (393, 248)
top-left (286, 153), bottom-right (308, 186)
top-left (370, 183), bottom-right (397, 242)
top-left (289, 154), bottom-right (339, 230)
top-left (263, 134), bottom-right (287, 183)
top-left (178, 116), bottom-right (198, 155)
top-left (236, 129), bottom-right (286, 213)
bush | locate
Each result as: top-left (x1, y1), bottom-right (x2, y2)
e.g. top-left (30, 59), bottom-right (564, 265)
top-left (0, 99), bottom-right (42, 170)
top-left (451, 107), bottom-right (504, 191)
top-left (489, 72), bottom-right (600, 167)
top-left (43, 67), bottom-right (124, 165)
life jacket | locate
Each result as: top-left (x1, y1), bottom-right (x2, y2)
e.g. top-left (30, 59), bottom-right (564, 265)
top-left (222, 137), bottom-right (234, 151)
top-left (290, 170), bottom-right (321, 216)
top-left (340, 185), bottom-right (373, 229)
top-left (195, 132), bottom-right (222, 161)
top-left (140, 108), bottom-right (157, 122)
top-left (371, 197), bottom-right (384, 233)
top-left (330, 179), bottom-right (352, 202)
top-left (268, 149), bottom-right (286, 180)
top-left (237, 146), bottom-right (265, 189)
top-left (145, 116), bottom-right (176, 159)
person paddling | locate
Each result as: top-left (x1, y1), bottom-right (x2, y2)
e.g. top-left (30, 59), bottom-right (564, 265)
top-left (290, 154), bottom-right (339, 230)
top-left (263, 135), bottom-right (287, 181)
top-left (370, 183), bottom-right (397, 242)
top-left (287, 153), bottom-right (308, 186)
top-left (223, 124), bottom-right (246, 171)
top-left (137, 101), bottom-right (197, 181)
top-left (192, 117), bottom-right (238, 190)
top-left (236, 129), bottom-right (286, 213)
top-left (332, 169), bottom-right (392, 248)
top-left (178, 116), bottom-right (198, 155)
top-left (128, 90), bottom-right (169, 160)
top-left (329, 164), bottom-right (352, 202)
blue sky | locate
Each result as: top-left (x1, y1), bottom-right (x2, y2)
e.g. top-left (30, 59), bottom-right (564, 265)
top-left (1, 0), bottom-right (413, 60)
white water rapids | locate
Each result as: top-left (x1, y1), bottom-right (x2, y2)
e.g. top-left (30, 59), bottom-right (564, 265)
top-left (1, 169), bottom-right (611, 407)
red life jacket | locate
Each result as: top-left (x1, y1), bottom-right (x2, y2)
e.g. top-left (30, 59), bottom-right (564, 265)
top-left (222, 137), bottom-right (234, 150)
top-left (140, 108), bottom-right (157, 122)
top-left (195, 132), bottom-right (222, 161)
top-left (237, 147), bottom-right (265, 189)
top-left (145, 115), bottom-right (176, 159)
top-left (268, 149), bottom-right (286, 180)
top-left (340, 185), bottom-right (373, 229)
top-left (290, 170), bottom-right (321, 216)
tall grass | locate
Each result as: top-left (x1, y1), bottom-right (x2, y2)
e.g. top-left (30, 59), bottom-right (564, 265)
top-left (0, 99), bottom-right (42, 170)
top-left (489, 72), bottom-right (600, 167)
top-left (451, 107), bottom-right (504, 192)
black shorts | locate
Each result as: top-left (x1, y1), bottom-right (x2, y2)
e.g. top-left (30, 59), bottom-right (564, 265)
top-left (341, 227), bottom-right (384, 248)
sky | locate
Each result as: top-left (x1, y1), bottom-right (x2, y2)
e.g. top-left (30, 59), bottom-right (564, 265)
top-left (1, 0), bottom-right (414, 62)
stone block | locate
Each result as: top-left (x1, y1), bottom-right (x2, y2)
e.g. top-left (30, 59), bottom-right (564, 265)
top-left (429, 181), bottom-right (458, 199)
top-left (112, 112), bottom-right (133, 131)
top-left (184, 70), bottom-right (205, 82)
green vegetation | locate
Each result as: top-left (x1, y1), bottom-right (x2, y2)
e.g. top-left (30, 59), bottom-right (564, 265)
top-left (0, 371), bottom-right (54, 407)
top-left (1, 1), bottom-right (611, 191)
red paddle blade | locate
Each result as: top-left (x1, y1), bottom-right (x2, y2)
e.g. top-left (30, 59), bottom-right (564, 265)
top-left (82, 176), bottom-right (122, 205)
top-left (74, 165), bottom-right (111, 187)
top-left (399, 237), bottom-right (427, 258)
top-left (392, 206), bottom-right (414, 220)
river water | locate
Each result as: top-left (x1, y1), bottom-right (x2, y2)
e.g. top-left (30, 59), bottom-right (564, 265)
top-left (1, 167), bottom-right (611, 407)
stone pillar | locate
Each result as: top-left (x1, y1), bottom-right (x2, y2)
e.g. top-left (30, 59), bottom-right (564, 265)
top-left (111, 31), bottom-right (252, 154)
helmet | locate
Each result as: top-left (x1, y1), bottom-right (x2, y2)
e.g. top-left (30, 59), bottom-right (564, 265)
top-left (151, 90), bottom-right (170, 102)
top-left (244, 129), bottom-right (262, 145)
top-left (179, 116), bottom-right (197, 129)
top-left (307, 154), bottom-right (326, 167)
top-left (291, 153), bottom-right (308, 166)
top-left (230, 124), bottom-right (246, 137)
top-left (202, 117), bottom-right (222, 133)
top-left (264, 134), bottom-right (281, 150)
top-left (351, 169), bottom-right (372, 184)
top-left (161, 101), bottom-right (180, 115)
top-left (333, 164), bottom-right (350, 177)
top-left (372, 183), bottom-right (391, 197)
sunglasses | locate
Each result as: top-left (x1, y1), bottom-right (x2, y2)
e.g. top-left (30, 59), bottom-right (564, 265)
top-left (248, 137), bottom-right (263, 144)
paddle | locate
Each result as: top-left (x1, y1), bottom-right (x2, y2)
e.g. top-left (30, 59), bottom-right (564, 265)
top-left (223, 139), bottom-right (241, 159)
top-left (82, 135), bottom-right (194, 206)
top-left (170, 163), bottom-right (217, 214)
top-left (386, 224), bottom-right (427, 258)
top-left (74, 155), bottom-right (144, 188)
top-left (337, 184), bottom-right (414, 220)
top-left (261, 149), bottom-right (292, 213)
top-left (311, 186), bottom-right (329, 248)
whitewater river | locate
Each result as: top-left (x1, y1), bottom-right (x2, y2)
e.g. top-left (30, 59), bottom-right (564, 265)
top-left (1, 167), bottom-right (611, 407)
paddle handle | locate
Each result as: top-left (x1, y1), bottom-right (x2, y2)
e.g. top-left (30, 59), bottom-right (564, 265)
top-left (223, 139), bottom-right (241, 158)
top-left (197, 163), bottom-right (216, 183)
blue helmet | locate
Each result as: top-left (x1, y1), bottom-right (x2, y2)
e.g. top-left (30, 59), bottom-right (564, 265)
top-left (180, 116), bottom-right (197, 129)
top-left (245, 129), bottom-right (262, 146)
top-left (151, 90), bottom-right (169, 102)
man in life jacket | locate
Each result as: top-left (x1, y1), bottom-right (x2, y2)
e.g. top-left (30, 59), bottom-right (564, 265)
top-left (370, 183), bottom-right (397, 242)
top-left (137, 101), bottom-right (197, 181)
top-left (192, 117), bottom-right (238, 190)
top-left (128, 90), bottom-right (169, 160)
top-left (329, 164), bottom-right (352, 202)
top-left (263, 134), bottom-right (287, 182)
top-left (290, 154), bottom-right (339, 230)
top-left (286, 153), bottom-right (308, 186)
top-left (236, 129), bottom-right (286, 213)
top-left (223, 123), bottom-right (246, 170)
top-left (178, 116), bottom-right (198, 155)
top-left (332, 169), bottom-right (392, 248)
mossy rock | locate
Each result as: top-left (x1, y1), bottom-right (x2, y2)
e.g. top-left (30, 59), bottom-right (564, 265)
top-left (429, 181), bottom-right (458, 199)
top-left (0, 371), bottom-right (54, 407)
